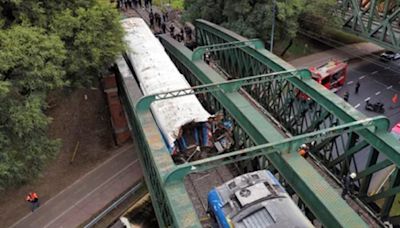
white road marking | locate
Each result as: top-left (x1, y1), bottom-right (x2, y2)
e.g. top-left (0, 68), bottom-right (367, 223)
top-left (375, 91), bottom-right (381, 96)
top-left (354, 103), bottom-right (360, 108)
top-left (347, 80), bottom-right (354, 85)
top-left (359, 75), bottom-right (366, 80)
top-left (385, 66), bottom-right (391, 70)
top-left (365, 97), bottom-right (371, 102)
top-left (387, 85), bottom-right (393, 90)
top-left (371, 71), bottom-right (379, 75)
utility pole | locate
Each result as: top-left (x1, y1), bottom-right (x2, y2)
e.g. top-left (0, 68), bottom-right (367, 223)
top-left (270, 0), bottom-right (276, 52)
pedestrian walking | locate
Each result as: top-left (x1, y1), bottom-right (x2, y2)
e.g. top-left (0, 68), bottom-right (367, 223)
top-left (149, 10), bottom-right (154, 28)
top-left (155, 12), bottom-right (161, 28)
top-left (162, 12), bottom-right (167, 22)
top-left (341, 173), bottom-right (356, 199)
top-left (204, 49), bottom-right (211, 65)
top-left (26, 192), bottom-right (40, 212)
top-left (344, 92), bottom-right (349, 101)
top-left (180, 28), bottom-right (184, 42)
top-left (184, 25), bottom-right (192, 40)
top-left (169, 24), bottom-right (175, 38)
top-left (390, 93), bottom-right (398, 109)
top-left (355, 81), bottom-right (360, 94)
top-left (161, 22), bottom-right (166, 33)
top-left (127, 0), bottom-right (133, 9)
top-left (343, 91), bottom-right (349, 102)
top-left (117, 0), bottom-right (125, 10)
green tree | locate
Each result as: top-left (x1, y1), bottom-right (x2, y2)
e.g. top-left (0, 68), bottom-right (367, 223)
top-left (183, 0), bottom-right (337, 41)
top-left (0, 0), bottom-right (124, 188)
top-left (0, 25), bottom-right (65, 188)
top-left (51, 2), bottom-right (125, 86)
top-left (0, 25), bottom-right (66, 93)
top-left (1, 0), bottom-right (124, 86)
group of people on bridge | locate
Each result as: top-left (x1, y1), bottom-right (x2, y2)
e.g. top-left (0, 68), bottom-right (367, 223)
top-left (116, 0), bottom-right (152, 10)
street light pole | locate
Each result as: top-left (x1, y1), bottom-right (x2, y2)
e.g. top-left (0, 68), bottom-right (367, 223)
top-left (270, 0), bottom-right (276, 52)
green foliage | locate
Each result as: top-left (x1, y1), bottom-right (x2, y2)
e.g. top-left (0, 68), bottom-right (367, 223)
top-left (183, 0), bottom-right (338, 41)
top-left (183, 0), bottom-right (225, 24)
top-left (0, 0), bottom-right (124, 188)
top-left (51, 2), bottom-right (125, 86)
top-left (153, 0), bottom-right (184, 10)
top-left (0, 26), bottom-right (66, 92)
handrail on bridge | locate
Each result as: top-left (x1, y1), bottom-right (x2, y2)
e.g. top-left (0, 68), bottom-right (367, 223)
top-left (191, 39), bottom-right (264, 61)
top-left (134, 71), bottom-right (390, 185)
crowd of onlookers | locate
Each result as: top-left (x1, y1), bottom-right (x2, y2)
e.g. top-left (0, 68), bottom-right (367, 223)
top-left (116, 0), bottom-right (152, 10)
top-left (114, 0), bottom-right (197, 50)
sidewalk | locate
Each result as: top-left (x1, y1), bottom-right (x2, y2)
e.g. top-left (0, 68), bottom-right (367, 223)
top-left (289, 42), bottom-right (384, 68)
top-left (11, 143), bottom-right (142, 228)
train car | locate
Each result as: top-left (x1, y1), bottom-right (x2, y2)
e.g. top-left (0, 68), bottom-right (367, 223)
top-left (121, 17), bottom-right (212, 155)
top-left (208, 170), bottom-right (313, 228)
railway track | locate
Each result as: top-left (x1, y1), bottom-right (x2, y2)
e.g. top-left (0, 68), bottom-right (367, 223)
top-left (120, 7), bottom-right (383, 226)
top-left (185, 166), bottom-right (236, 227)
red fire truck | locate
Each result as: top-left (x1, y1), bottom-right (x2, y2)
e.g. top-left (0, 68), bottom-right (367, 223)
top-left (309, 59), bottom-right (348, 92)
top-left (297, 59), bottom-right (348, 100)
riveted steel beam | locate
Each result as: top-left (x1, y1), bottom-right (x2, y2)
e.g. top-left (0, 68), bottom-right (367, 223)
top-left (194, 18), bottom-right (400, 168)
top-left (160, 34), bottom-right (369, 227)
top-left (136, 69), bottom-right (309, 111)
top-left (164, 116), bottom-right (388, 184)
top-left (340, 0), bottom-right (400, 51)
top-left (191, 39), bottom-right (264, 61)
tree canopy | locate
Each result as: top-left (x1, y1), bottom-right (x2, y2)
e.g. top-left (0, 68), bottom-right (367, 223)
top-left (0, 0), bottom-right (124, 189)
top-left (183, 0), bottom-right (337, 41)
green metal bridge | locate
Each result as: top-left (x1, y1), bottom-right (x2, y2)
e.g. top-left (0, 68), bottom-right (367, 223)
top-left (117, 19), bottom-right (400, 227)
top-left (341, 0), bottom-right (400, 51)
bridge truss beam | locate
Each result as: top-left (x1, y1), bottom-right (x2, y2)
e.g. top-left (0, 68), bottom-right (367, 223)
top-left (193, 19), bottom-right (400, 221)
top-left (159, 35), bottom-right (369, 227)
top-left (340, 0), bottom-right (400, 51)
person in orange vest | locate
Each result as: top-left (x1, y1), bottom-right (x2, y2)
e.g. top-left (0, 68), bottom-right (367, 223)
top-left (298, 144), bottom-right (309, 158)
top-left (26, 192), bottom-right (40, 212)
top-left (392, 93), bottom-right (398, 106)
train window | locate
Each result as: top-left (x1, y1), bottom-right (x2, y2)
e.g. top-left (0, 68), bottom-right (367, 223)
top-left (228, 181), bottom-right (237, 189)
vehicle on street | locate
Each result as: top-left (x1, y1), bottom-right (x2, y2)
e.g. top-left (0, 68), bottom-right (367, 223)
top-left (391, 123), bottom-right (400, 140)
top-left (207, 170), bottom-right (313, 228)
top-left (380, 51), bottom-right (400, 62)
top-left (364, 100), bottom-right (385, 113)
top-left (298, 60), bottom-right (348, 100)
top-left (309, 59), bottom-right (348, 91)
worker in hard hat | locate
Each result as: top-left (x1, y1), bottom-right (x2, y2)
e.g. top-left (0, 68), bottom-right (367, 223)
top-left (341, 172), bottom-right (357, 199)
top-left (298, 144), bottom-right (309, 158)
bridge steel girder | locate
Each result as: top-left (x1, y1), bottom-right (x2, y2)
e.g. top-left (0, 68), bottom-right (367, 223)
top-left (194, 19), bottom-right (400, 166)
top-left (159, 35), bottom-right (368, 227)
top-left (194, 19), bottom-right (400, 219)
top-left (341, 0), bottom-right (400, 51)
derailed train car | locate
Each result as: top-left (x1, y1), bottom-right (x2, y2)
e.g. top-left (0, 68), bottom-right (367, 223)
top-left (121, 17), bottom-right (222, 159)
top-left (208, 170), bottom-right (314, 228)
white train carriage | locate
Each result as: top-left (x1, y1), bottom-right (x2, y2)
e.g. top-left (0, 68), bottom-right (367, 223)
top-left (121, 18), bottom-right (211, 154)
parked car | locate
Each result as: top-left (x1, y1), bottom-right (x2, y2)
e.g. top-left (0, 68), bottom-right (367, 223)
top-left (380, 51), bottom-right (400, 61)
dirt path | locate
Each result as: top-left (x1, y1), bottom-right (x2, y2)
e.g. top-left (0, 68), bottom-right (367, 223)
top-left (0, 86), bottom-right (118, 227)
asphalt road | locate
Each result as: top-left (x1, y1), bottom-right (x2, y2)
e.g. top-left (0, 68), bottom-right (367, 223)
top-left (341, 56), bottom-right (400, 128)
